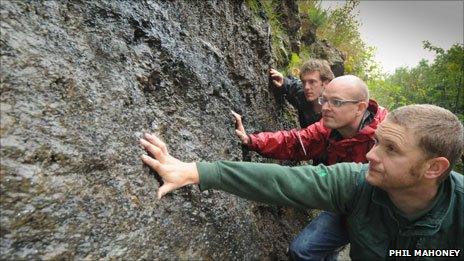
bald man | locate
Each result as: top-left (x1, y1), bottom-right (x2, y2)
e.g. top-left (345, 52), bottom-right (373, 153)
top-left (232, 75), bottom-right (388, 259)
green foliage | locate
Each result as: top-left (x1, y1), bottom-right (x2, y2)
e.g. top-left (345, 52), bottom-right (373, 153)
top-left (317, 0), bottom-right (360, 47)
top-left (369, 43), bottom-right (464, 171)
top-left (372, 43), bottom-right (464, 118)
top-left (367, 78), bottom-right (409, 110)
top-left (307, 3), bottom-right (328, 29)
top-left (244, 0), bottom-right (288, 66)
top-left (261, 0), bottom-right (285, 52)
top-left (244, 0), bottom-right (260, 14)
top-left (287, 52), bottom-right (301, 75)
top-left (284, 47), bottom-right (314, 76)
top-left (317, 0), bottom-right (378, 79)
top-left (245, 0), bottom-right (378, 80)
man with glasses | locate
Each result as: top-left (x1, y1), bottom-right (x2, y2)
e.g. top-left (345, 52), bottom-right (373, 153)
top-left (269, 59), bottom-right (335, 128)
top-left (232, 75), bottom-right (388, 260)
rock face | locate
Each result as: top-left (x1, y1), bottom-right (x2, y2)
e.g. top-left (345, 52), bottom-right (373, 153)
top-left (1, 1), bottom-right (341, 259)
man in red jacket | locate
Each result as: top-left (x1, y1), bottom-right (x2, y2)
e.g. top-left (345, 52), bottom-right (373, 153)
top-left (232, 75), bottom-right (388, 260)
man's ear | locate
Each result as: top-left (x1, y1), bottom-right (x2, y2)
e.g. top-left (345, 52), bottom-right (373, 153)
top-left (356, 101), bottom-right (369, 116)
top-left (424, 157), bottom-right (450, 180)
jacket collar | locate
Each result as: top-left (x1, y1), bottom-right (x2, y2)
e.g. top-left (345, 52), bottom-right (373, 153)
top-left (371, 175), bottom-right (454, 236)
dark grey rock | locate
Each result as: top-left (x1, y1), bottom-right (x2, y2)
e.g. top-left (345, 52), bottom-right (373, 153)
top-left (1, 0), bottom-right (341, 259)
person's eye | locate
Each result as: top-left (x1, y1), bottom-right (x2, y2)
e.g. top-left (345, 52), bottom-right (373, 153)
top-left (333, 100), bottom-right (342, 107)
top-left (386, 145), bottom-right (395, 152)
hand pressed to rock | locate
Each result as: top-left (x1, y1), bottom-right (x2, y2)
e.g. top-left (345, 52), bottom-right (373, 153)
top-left (231, 110), bottom-right (250, 145)
top-left (269, 68), bottom-right (284, 88)
top-left (140, 133), bottom-right (199, 199)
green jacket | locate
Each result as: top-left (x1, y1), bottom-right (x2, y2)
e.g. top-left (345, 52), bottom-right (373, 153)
top-left (198, 161), bottom-right (464, 260)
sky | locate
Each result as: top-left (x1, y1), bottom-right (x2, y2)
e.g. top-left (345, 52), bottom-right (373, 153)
top-left (320, 0), bottom-right (464, 74)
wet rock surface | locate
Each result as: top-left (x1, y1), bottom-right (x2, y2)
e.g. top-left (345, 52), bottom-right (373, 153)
top-left (1, 1), bottom-right (341, 259)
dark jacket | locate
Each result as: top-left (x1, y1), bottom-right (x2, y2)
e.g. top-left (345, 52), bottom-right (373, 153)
top-left (247, 100), bottom-right (388, 165)
top-left (279, 76), bottom-right (321, 128)
top-left (198, 161), bottom-right (464, 260)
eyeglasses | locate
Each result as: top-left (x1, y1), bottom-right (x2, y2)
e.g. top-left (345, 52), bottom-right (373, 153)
top-left (318, 96), bottom-right (361, 107)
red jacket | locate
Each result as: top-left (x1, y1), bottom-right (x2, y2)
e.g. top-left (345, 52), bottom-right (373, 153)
top-left (247, 100), bottom-right (388, 165)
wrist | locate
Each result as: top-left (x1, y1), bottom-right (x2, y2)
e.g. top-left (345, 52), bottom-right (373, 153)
top-left (186, 162), bottom-right (200, 185)
top-left (244, 135), bottom-right (251, 146)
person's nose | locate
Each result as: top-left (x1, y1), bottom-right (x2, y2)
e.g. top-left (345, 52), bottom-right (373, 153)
top-left (303, 82), bottom-right (312, 90)
top-left (366, 145), bottom-right (379, 164)
top-left (321, 100), bottom-right (331, 111)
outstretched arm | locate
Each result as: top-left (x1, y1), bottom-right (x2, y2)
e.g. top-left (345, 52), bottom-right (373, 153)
top-left (140, 133), bottom-right (362, 213)
top-left (247, 122), bottom-right (327, 161)
top-left (140, 133), bottom-right (198, 199)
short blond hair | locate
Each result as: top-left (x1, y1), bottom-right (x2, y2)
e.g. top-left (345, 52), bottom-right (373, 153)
top-left (299, 59), bottom-right (335, 83)
top-left (388, 104), bottom-right (464, 180)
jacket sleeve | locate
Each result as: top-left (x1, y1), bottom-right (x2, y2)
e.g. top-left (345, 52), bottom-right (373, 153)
top-left (198, 161), bottom-right (364, 214)
top-left (280, 77), bottom-right (302, 108)
top-left (247, 121), bottom-right (328, 161)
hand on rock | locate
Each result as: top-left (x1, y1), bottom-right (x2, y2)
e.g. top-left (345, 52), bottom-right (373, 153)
top-left (231, 110), bottom-right (250, 146)
top-left (269, 68), bottom-right (284, 88)
top-left (140, 133), bottom-right (198, 199)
